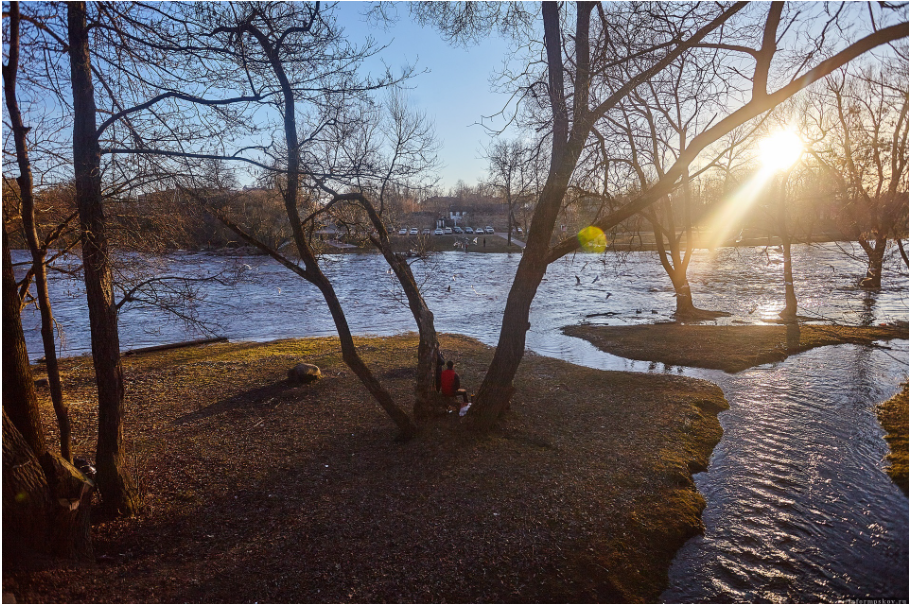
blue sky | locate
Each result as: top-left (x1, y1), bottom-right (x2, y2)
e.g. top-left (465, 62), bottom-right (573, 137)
top-left (335, 3), bottom-right (523, 192)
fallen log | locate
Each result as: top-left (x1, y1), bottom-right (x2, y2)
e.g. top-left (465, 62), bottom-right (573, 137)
top-left (122, 337), bottom-right (228, 357)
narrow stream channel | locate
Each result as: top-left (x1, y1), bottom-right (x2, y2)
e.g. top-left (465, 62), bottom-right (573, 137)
top-left (16, 244), bottom-right (909, 599)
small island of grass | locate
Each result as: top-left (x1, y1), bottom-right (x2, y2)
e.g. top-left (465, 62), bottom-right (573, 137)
top-left (563, 323), bottom-right (909, 373)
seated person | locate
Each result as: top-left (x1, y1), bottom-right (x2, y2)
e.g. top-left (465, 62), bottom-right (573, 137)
top-left (439, 360), bottom-right (469, 409)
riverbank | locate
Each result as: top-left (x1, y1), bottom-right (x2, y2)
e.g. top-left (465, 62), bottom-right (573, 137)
top-left (7, 334), bottom-right (726, 603)
top-left (879, 384), bottom-right (909, 496)
top-left (563, 323), bottom-right (909, 373)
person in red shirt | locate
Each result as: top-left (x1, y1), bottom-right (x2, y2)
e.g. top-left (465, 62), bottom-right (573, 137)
top-left (439, 360), bottom-right (469, 409)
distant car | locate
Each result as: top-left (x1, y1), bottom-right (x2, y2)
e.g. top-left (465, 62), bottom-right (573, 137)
top-left (453, 226), bottom-right (464, 234)
top-left (485, 226), bottom-right (495, 234)
top-left (444, 227), bottom-right (453, 234)
top-left (516, 227), bottom-right (523, 234)
top-left (409, 228), bottom-right (418, 235)
top-left (473, 227), bottom-right (483, 234)
top-left (434, 228), bottom-right (444, 235)
top-left (422, 228), bottom-right (431, 234)
top-left (398, 227), bottom-right (408, 235)
top-left (465, 227), bottom-right (474, 234)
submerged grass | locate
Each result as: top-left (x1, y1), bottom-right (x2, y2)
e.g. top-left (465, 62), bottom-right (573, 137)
top-left (563, 323), bottom-right (909, 373)
top-left (879, 384), bottom-right (909, 496)
top-left (8, 334), bottom-right (726, 603)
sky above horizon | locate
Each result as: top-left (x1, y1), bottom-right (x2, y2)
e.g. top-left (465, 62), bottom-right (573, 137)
top-left (334, 3), bottom-right (525, 192)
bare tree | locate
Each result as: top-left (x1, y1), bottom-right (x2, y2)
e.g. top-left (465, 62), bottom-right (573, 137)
top-left (3, 3), bottom-right (73, 461)
top-left (812, 59), bottom-right (909, 288)
top-left (419, 2), bottom-right (909, 430)
top-left (3, 226), bottom-right (93, 565)
top-left (486, 138), bottom-right (535, 247)
top-left (66, 1), bottom-right (141, 515)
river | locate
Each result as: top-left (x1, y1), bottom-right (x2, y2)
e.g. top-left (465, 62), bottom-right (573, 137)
top-left (15, 243), bottom-right (909, 600)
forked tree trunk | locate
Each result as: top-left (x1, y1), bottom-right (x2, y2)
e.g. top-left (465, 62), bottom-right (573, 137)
top-left (68, 1), bottom-right (139, 516)
top-left (3, 3), bottom-right (72, 461)
top-left (859, 236), bottom-right (887, 289)
top-left (250, 25), bottom-right (417, 439)
top-left (345, 194), bottom-right (441, 419)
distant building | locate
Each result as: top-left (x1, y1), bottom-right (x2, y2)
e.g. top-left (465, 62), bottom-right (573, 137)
top-left (448, 207), bottom-right (469, 226)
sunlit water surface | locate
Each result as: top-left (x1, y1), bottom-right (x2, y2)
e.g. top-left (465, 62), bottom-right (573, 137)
top-left (15, 243), bottom-right (909, 600)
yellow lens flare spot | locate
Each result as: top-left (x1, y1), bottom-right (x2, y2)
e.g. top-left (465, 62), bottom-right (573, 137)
top-left (16, 491), bottom-right (29, 504)
top-left (577, 226), bottom-right (607, 253)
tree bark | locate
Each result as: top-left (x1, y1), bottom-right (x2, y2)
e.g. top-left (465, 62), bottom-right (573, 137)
top-left (3, 409), bottom-right (53, 565)
top-left (67, 1), bottom-right (139, 517)
top-left (859, 236), bottom-right (887, 289)
top-left (673, 278), bottom-right (696, 316)
top-left (777, 182), bottom-right (798, 322)
top-left (3, 409), bottom-right (95, 566)
top-left (3, 227), bottom-right (46, 457)
top-left (3, 3), bottom-right (72, 461)
top-left (898, 239), bottom-right (909, 272)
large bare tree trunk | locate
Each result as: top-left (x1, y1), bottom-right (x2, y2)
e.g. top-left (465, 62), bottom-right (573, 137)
top-left (3, 230), bottom-right (47, 457)
top-left (68, 1), bottom-right (139, 516)
top-left (3, 244), bottom-right (95, 565)
top-left (3, 409), bottom-right (53, 564)
top-left (3, 3), bottom-right (72, 461)
top-left (466, 3), bottom-right (586, 431)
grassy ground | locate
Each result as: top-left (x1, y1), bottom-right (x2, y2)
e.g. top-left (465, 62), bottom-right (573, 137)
top-left (6, 334), bottom-right (726, 604)
top-left (878, 384), bottom-right (909, 496)
top-left (563, 323), bottom-right (909, 373)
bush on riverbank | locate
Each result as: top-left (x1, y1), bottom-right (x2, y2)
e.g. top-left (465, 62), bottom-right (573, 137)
top-left (879, 384), bottom-right (909, 495)
top-left (7, 334), bottom-right (726, 603)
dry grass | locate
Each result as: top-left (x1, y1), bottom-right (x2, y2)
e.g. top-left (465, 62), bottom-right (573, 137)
top-left (563, 323), bottom-right (909, 373)
top-left (6, 334), bottom-right (727, 604)
top-left (879, 384), bottom-right (909, 496)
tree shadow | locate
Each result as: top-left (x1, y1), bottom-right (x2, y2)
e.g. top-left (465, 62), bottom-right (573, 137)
top-left (172, 380), bottom-right (320, 426)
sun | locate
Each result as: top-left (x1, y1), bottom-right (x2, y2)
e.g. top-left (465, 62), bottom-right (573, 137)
top-left (759, 130), bottom-right (803, 171)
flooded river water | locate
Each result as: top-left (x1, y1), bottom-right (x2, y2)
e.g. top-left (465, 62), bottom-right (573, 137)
top-left (16, 243), bottom-right (909, 600)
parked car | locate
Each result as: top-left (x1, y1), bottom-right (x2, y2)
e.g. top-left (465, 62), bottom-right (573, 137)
top-left (465, 227), bottom-right (474, 234)
top-left (485, 226), bottom-right (495, 234)
top-left (453, 226), bottom-right (464, 234)
top-left (434, 228), bottom-right (444, 235)
top-left (444, 227), bottom-right (453, 234)
top-left (398, 227), bottom-right (408, 235)
top-left (409, 228), bottom-right (418, 235)
top-left (422, 228), bottom-right (431, 234)
top-left (516, 227), bottom-right (523, 234)
top-left (474, 227), bottom-right (483, 234)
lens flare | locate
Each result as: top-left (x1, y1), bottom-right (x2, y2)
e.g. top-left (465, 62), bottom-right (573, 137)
top-left (760, 130), bottom-right (802, 171)
top-left (578, 226), bottom-right (607, 253)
